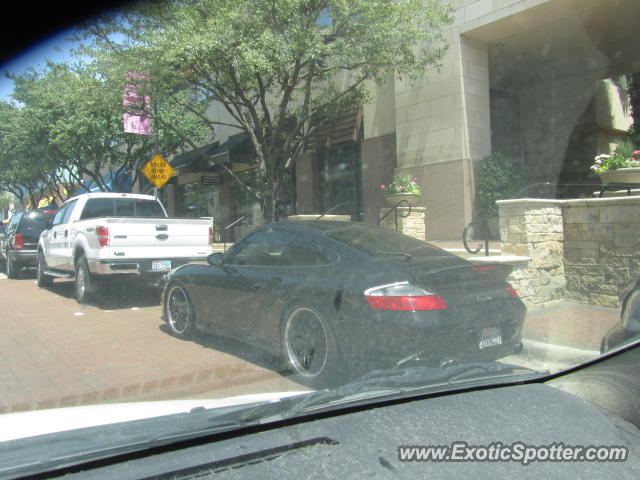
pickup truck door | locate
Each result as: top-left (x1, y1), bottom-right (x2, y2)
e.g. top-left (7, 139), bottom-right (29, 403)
top-left (58, 199), bottom-right (78, 271)
top-left (46, 199), bottom-right (77, 271)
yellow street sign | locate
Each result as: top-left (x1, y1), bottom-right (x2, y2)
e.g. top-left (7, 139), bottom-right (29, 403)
top-left (141, 154), bottom-right (176, 189)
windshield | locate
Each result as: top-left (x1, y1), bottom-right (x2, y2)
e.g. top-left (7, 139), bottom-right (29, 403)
top-left (326, 224), bottom-right (466, 265)
top-left (0, 0), bottom-right (638, 474)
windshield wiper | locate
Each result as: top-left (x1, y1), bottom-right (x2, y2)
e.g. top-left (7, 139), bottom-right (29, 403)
top-left (280, 363), bottom-right (548, 416)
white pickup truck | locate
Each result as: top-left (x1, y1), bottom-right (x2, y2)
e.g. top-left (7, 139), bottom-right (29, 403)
top-left (37, 192), bottom-right (213, 303)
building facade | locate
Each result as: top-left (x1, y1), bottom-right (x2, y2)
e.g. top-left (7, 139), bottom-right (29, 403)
top-left (168, 0), bottom-right (639, 241)
top-left (356, 0), bottom-right (638, 239)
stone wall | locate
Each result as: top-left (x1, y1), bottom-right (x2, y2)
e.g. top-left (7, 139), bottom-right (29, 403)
top-left (498, 201), bottom-right (566, 309)
top-left (379, 207), bottom-right (426, 241)
top-left (497, 197), bottom-right (640, 309)
top-left (562, 198), bottom-right (640, 307)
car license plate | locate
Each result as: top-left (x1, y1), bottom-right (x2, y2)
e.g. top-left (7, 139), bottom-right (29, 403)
top-left (479, 327), bottom-right (502, 349)
top-left (152, 260), bottom-right (172, 272)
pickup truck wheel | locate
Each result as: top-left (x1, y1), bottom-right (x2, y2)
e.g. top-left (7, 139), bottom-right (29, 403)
top-left (75, 256), bottom-right (94, 303)
top-left (37, 251), bottom-right (53, 287)
top-left (165, 283), bottom-right (196, 339)
top-left (6, 255), bottom-right (18, 279)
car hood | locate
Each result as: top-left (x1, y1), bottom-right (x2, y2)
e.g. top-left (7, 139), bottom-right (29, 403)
top-left (0, 391), bottom-right (308, 442)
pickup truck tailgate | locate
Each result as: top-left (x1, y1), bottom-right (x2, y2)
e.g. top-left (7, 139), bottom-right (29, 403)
top-left (104, 218), bottom-right (211, 258)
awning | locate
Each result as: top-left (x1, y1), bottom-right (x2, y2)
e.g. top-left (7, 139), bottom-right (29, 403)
top-left (171, 141), bottom-right (220, 174)
top-left (170, 134), bottom-right (253, 175)
top-left (309, 109), bottom-right (362, 150)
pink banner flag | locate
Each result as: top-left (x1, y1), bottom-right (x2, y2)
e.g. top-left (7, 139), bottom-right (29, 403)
top-left (123, 72), bottom-right (151, 135)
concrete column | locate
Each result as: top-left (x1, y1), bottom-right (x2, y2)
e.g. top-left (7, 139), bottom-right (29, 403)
top-left (392, 33), bottom-right (491, 239)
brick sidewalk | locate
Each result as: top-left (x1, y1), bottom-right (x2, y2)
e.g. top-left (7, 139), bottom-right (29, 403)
top-left (0, 274), bottom-right (620, 414)
top-left (521, 301), bottom-right (619, 351)
top-left (0, 277), bottom-right (301, 414)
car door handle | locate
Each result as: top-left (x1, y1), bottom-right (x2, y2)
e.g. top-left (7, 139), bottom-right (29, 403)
top-left (64, 230), bottom-right (68, 238)
top-left (53, 231), bottom-right (57, 239)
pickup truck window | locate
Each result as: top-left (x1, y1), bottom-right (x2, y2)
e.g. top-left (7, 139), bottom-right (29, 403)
top-left (80, 198), bottom-right (166, 220)
top-left (62, 200), bottom-right (78, 224)
top-left (51, 207), bottom-right (67, 226)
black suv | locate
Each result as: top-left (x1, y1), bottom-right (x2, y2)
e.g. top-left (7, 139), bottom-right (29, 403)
top-left (2, 209), bottom-right (57, 278)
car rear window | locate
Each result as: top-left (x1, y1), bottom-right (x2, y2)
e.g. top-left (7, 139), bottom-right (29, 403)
top-left (80, 198), bottom-right (166, 219)
top-left (19, 212), bottom-right (56, 231)
top-left (326, 226), bottom-right (462, 263)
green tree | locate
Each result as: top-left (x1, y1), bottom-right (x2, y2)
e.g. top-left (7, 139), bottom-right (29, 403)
top-left (0, 100), bottom-right (56, 206)
top-left (80, 0), bottom-right (453, 221)
top-left (3, 62), bottom-right (211, 201)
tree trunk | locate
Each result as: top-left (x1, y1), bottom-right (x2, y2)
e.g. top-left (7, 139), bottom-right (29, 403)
top-left (261, 190), bottom-right (276, 224)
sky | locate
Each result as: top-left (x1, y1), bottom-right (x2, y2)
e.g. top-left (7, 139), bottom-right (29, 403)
top-left (0, 29), bottom-right (81, 100)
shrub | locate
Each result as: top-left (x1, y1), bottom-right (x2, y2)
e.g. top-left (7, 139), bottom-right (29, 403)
top-left (476, 153), bottom-right (523, 217)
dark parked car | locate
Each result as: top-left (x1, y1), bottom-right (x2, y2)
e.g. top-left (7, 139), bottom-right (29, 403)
top-left (601, 278), bottom-right (640, 353)
top-left (161, 221), bottom-right (526, 387)
top-left (2, 209), bottom-right (57, 278)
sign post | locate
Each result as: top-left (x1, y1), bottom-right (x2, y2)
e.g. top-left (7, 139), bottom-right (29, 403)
top-left (140, 155), bottom-right (176, 190)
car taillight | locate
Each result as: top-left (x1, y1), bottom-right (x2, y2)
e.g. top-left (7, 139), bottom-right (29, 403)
top-left (364, 282), bottom-right (448, 311)
top-left (96, 226), bottom-right (109, 247)
top-left (507, 284), bottom-right (518, 297)
top-left (209, 226), bottom-right (213, 247)
top-left (12, 233), bottom-right (23, 250)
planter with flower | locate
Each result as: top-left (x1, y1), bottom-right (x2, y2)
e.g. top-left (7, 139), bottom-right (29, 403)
top-left (591, 143), bottom-right (640, 184)
top-left (380, 175), bottom-right (422, 206)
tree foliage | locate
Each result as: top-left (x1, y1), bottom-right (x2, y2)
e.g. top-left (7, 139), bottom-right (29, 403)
top-left (78, 0), bottom-right (453, 220)
top-left (0, 61), bottom-right (210, 207)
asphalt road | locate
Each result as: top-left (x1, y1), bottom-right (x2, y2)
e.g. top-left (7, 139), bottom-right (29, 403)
top-left (0, 267), bottom-right (620, 414)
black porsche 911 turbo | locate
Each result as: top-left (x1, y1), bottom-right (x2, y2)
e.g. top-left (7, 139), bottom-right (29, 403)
top-left (161, 221), bottom-right (526, 388)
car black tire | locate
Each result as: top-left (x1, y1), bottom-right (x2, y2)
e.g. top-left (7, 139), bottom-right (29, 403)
top-left (37, 251), bottom-right (53, 287)
top-left (165, 283), bottom-right (196, 339)
top-left (281, 304), bottom-right (344, 389)
top-left (75, 255), bottom-right (94, 304)
top-left (5, 254), bottom-right (18, 279)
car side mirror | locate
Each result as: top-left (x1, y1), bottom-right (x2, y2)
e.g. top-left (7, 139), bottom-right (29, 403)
top-left (207, 252), bottom-right (224, 266)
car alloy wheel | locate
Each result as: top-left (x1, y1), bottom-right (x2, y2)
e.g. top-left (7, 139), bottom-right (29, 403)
top-left (166, 284), bottom-right (195, 338)
top-left (284, 307), bottom-right (330, 379)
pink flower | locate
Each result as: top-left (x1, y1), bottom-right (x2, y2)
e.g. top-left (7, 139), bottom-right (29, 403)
top-left (399, 186), bottom-right (405, 191)
top-left (380, 185), bottom-right (386, 189)
top-left (633, 150), bottom-right (640, 156)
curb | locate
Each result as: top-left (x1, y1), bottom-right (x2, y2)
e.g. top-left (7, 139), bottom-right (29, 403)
top-left (521, 338), bottom-right (599, 366)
